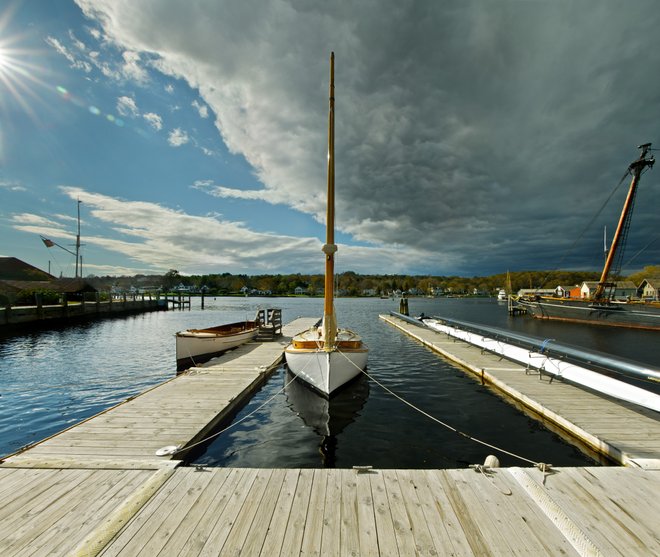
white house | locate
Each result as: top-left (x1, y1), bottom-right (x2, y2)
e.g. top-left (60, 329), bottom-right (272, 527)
top-left (580, 280), bottom-right (637, 300)
top-left (638, 278), bottom-right (660, 301)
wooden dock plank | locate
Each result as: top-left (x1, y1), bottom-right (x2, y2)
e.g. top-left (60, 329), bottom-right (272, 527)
top-left (0, 469), bottom-right (100, 554)
top-left (13, 469), bottom-right (126, 557)
top-left (320, 469), bottom-right (342, 557)
top-left (369, 470), bottom-right (400, 557)
top-left (219, 468), bottom-right (273, 555)
top-left (174, 468), bottom-right (243, 557)
top-left (355, 471), bottom-right (379, 557)
top-left (279, 468), bottom-right (313, 556)
top-left (96, 468), bottom-right (190, 557)
top-left (195, 468), bottom-right (259, 556)
top-left (0, 468), bottom-right (154, 557)
top-left (397, 469), bottom-right (456, 556)
top-left (258, 469), bottom-right (300, 557)
top-left (338, 469), bottom-right (360, 557)
top-left (300, 468), bottom-right (328, 556)
top-left (380, 469), bottom-right (420, 556)
top-left (238, 468), bottom-right (287, 557)
top-left (421, 469), bottom-right (481, 556)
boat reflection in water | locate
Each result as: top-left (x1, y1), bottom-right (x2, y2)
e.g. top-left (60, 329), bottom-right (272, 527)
top-left (284, 370), bottom-right (369, 467)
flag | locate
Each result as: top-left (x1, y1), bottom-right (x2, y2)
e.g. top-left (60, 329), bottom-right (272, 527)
top-left (41, 237), bottom-right (55, 248)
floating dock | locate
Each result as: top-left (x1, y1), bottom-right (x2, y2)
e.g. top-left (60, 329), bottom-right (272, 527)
top-left (380, 313), bottom-right (660, 468)
top-left (1, 315), bottom-right (659, 555)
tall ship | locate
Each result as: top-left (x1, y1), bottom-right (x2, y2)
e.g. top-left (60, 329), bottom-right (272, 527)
top-left (517, 143), bottom-right (660, 331)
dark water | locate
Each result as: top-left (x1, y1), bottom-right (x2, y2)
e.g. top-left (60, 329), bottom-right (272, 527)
top-left (1, 297), bottom-right (657, 467)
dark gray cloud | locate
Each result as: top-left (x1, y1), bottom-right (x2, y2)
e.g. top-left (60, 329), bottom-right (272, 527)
top-left (75, 0), bottom-right (660, 275)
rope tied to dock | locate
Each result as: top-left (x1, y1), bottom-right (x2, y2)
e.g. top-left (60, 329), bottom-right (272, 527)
top-left (335, 346), bottom-right (553, 470)
top-left (164, 350), bottom-right (317, 458)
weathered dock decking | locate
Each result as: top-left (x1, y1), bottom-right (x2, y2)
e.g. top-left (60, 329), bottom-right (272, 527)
top-left (0, 465), bottom-right (659, 555)
top-left (2, 315), bottom-right (660, 555)
top-left (380, 313), bottom-right (660, 468)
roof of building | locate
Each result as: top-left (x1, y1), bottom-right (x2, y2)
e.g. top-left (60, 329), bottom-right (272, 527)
top-left (0, 257), bottom-right (54, 281)
top-left (0, 278), bottom-right (97, 294)
top-left (639, 278), bottom-right (660, 289)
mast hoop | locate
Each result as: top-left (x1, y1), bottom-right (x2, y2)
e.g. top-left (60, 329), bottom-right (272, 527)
top-left (322, 243), bottom-right (338, 255)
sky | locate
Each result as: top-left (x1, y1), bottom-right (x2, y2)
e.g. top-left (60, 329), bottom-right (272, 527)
top-left (1, 0), bottom-right (659, 279)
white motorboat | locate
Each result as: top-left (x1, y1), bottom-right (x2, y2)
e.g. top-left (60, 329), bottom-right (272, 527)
top-left (285, 53), bottom-right (368, 396)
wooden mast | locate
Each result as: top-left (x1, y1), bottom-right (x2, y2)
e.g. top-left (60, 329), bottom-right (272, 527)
top-left (593, 143), bottom-right (654, 301)
top-left (321, 52), bottom-right (337, 349)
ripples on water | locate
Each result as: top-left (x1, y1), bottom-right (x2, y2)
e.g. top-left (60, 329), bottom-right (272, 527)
top-left (1, 296), bottom-right (656, 466)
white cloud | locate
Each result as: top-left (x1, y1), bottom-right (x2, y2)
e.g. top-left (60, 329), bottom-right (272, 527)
top-left (0, 180), bottom-right (26, 192)
top-left (192, 180), bottom-right (275, 202)
top-left (121, 50), bottom-right (148, 83)
top-left (9, 185), bottom-right (435, 275)
top-left (168, 128), bottom-right (189, 147)
top-left (192, 99), bottom-right (209, 118)
top-left (143, 112), bottom-right (163, 130)
top-left (37, 186), bottom-right (430, 274)
top-left (11, 213), bottom-right (69, 230)
top-left (45, 36), bottom-right (93, 73)
top-left (116, 95), bottom-right (139, 117)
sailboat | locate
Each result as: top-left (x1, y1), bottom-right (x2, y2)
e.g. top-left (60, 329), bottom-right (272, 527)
top-left (284, 53), bottom-right (368, 396)
top-left (518, 143), bottom-right (660, 330)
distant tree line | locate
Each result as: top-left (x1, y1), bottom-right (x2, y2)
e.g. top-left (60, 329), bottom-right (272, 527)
top-left (83, 266), bottom-right (659, 297)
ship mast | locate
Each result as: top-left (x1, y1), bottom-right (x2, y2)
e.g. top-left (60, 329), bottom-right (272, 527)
top-left (321, 52), bottom-right (337, 349)
top-left (593, 143), bottom-right (654, 301)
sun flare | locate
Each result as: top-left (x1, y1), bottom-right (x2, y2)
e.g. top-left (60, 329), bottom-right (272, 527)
top-left (0, 46), bottom-right (10, 74)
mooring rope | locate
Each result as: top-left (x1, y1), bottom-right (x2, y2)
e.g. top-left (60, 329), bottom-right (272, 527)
top-left (335, 347), bottom-right (545, 468)
top-left (170, 349), bottom-right (314, 457)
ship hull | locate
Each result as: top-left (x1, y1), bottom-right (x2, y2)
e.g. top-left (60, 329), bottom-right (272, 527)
top-left (517, 297), bottom-right (660, 331)
top-left (285, 348), bottom-right (368, 396)
top-left (285, 328), bottom-right (368, 396)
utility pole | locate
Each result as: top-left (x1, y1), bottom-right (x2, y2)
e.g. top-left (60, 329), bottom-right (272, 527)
top-left (75, 199), bottom-right (82, 278)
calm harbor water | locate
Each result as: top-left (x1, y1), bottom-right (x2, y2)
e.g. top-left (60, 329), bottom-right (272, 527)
top-left (1, 297), bottom-right (658, 468)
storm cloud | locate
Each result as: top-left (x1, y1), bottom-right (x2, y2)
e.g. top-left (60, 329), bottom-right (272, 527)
top-left (74, 0), bottom-right (660, 275)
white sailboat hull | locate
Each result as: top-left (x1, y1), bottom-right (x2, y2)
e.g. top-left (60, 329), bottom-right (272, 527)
top-left (285, 346), bottom-right (368, 396)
